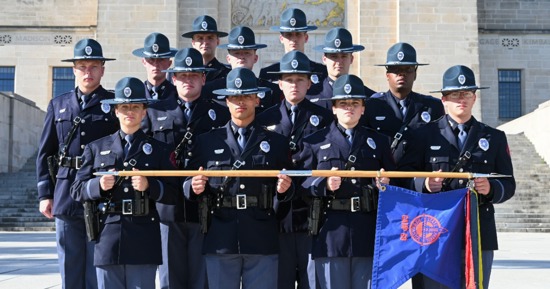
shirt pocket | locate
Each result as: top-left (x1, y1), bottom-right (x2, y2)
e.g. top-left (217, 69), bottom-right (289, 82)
top-left (54, 113), bottom-right (74, 141)
top-left (94, 153), bottom-right (118, 171)
top-left (428, 156), bottom-right (450, 171)
top-left (317, 149), bottom-right (343, 169)
top-left (151, 116), bottom-right (175, 143)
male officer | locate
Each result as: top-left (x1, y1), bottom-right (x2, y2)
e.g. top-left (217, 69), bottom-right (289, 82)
top-left (361, 42), bottom-right (444, 163)
top-left (256, 50), bottom-right (333, 289)
top-left (71, 77), bottom-right (178, 289)
top-left (36, 38), bottom-right (118, 289)
top-left (398, 65), bottom-right (515, 289)
top-left (259, 8), bottom-right (327, 85)
top-left (132, 32), bottom-right (178, 100)
top-left (182, 15), bottom-right (230, 83)
top-left (184, 67), bottom-right (294, 289)
top-left (141, 47), bottom-right (230, 289)
top-left (307, 27), bottom-right (376, 110)
top-left (297, 74), bottom-right (394, 289)
top-left (202, 25), bottom-right (282, 113)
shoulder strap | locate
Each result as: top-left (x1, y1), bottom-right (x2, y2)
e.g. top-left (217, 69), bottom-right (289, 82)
top-left (390, 105), bottom-right (427, 151)
top-left (59, 110), bottom-right (87, 157)
top-left (173, 111), bottom-right (208, 166)
top-left (289, 120), bottom-right (309, 152)
top-left (441, 141), bottom-right (477, 189)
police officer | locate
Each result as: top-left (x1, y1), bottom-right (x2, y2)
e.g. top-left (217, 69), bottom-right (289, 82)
top-left (132, 32), bottom-right (178, 100)
top-left (142, 47), bottom-right (230, 289)
top-left (182, 15), bottom-right (231, 83)
top-left (203, 25), bottom-right (282, 113)
top-left (306, 27), bottom-right (376, 110)
top-left (71, 77), bottom-right (178, 289)
top-left (297, 74), bottom-right (395, 289)
top-left (36, 38), bottom-right (118, 289)
top-left (361, 42), bottom-right (445, 163)
top-left (256, 50), bottom-right (333, 289)
top-left (398, 65), bottom-right (515, 289)
top-left (184, 67), bottom-right (294, 289)
top-left (259, 8), bottom-right (327, 86)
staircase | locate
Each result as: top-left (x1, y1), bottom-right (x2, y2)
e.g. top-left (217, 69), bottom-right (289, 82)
top-left (495, 133), bottom-right (550, 232)
top-left (0, 154), bottom-right (55, 231)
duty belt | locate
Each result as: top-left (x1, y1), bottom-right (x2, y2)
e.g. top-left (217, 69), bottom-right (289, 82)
top-left (220, 195), bottom-right (258, 209)
top-left (326, 197), bottom-right (364, 212)
top-left (99, 200), bottom-right (141, 215)
top-left (59, 156), bottom-right (83, 169)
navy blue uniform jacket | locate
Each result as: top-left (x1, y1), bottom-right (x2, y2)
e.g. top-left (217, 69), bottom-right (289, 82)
top-left (205, 57), bottom-right (231, 83)
top-left (306, 77), bottom-right (376, 110)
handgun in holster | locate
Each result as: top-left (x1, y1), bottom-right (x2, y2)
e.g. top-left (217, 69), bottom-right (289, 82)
top-left (362, 185), bottom-right (379, 213)
top-left (131, 190), bottom-right (150, 216)
top-left (198, 193), bottom-right (213, 234)
top-left (308, 197), bottom-right (324, 236)
top-left (259, 183), bottom-right (275, 209)
top-left (83, 200), bottom-right (100, 242)
top-left (46, 155), bottom-right (60, 185)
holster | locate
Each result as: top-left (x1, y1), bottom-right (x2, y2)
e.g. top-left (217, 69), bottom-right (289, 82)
top-left (259, 183), bottom-right (275, 209)
top-left (308, 197), bottom-right (324, 236)
top-left (362, 185), bottom-right (379, 213)
top-left (83, 200), bottom-right (100, 242)
top-left (46, 155), bottom-right (59, 185)
top-left (198, 194), bottom-right (213, 234)
top-left (132, 190), bottom-right (150, 217)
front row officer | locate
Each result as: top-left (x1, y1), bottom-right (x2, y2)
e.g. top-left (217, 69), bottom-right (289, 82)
top-left (184, 67), bottom-right (294, 289)
top-left (297, 74), bottom-right (395, 289)
top-left (398, 65), bottom-right (516, 289)
top-left (71, 77), bottom-right (178, 289)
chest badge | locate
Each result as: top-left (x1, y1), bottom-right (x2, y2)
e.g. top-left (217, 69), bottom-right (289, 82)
top-left (310, 115), bottom-right (320, 127)
top-left (421, 111), bottom-right (431, 123)
top-left (142, 143), bottom-right (153, 155)
top-left (367, 137), bottom-right (376, 149)
top-left (260, 141), bottom-right (270, 153)
top-left (101, 103), bottom-right (111, 114)
top-left (208, 109), bottom-right (216, 121)
top-left (479, 138), bottom-right (489, 151)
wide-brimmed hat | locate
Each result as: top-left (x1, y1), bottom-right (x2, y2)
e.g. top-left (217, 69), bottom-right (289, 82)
top-left (212, 67), bottom-right (271, 96)
top-left (270, 8), bottom-right (317, 32)
top-left (331, 74), bottom-right (366, 100)
top-left (375, 42), bottom-right (428, 66)
top-left (61, 38), bottom-right (115, 62)
top-left (132, 32), bottom-right (178, 58)
top-left (314, 28), bottom-right (364, 53)
top-left (218, 26), bottom-right (267, 50)
top-left (162, 48), bottom-right (215, 73)
top-left (430, 65), bottom-right (489, 93)
top-left (101, 77), bottom-right (158, 105)
top-left (181, 15), bottom-right (228, 38)
top-left (267, 51), bottom-right (313, 75)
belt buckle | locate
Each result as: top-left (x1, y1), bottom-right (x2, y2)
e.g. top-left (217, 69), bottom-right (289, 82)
top-left (236, 194), bottom-right (247, 209)
top-left (351, 196), bottom-right (361, 212)
top-left (122, 199), bottom-right (133, 215)
top-left (74, 156), bottom-right (82, 170)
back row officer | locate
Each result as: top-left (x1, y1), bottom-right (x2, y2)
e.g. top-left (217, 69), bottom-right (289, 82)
top-left (36, 38), bottom-right (119, 289)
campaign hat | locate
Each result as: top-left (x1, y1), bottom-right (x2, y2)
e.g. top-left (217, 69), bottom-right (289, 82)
top-left (314, 27), bottom-right (364, 53)
top-left (212, 67), bottom-right (271, 96)
top-left (132, 32), bottom-right (178, 58)
top-left (270, 8), bottom-right (317, 32)
top-left (181, 15), bottom-right (228, 38)
top-left (331, 74), bottom-right (367, 100)
top-left (375, 42), bottom-right (428, 66)
top-left (162, 48), bottom-right (215, 73)
top-left (61, 38), bottom-right (115, 62)
top-left (431, 65), bottom-right (489, 93)
top-left (101, 77), bottom-right (158, 105)
top-left (218, 26), bottom-right (267, 50)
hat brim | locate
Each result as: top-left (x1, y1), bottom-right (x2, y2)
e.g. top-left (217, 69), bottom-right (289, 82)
top-left (331, 95), bottom-right (367, 100)
top-left (430, 86), bottom-right (490, 93)
top-left (218, 43), bottom-right (267, 50)
top-left (101, 98), bottom-right (159, 105)
top-left (132, 48), bottom-right (178, 58)
top-left (162, 67), bottom-right (216, 73)
top-left (267, 70), bottom-right (314, 75)
top-left (314, 45), bottom-right (365, 53)
top-left (212, 87), bottom-right (271, 96)
top-left (61, 56), bottom-right (116, 62)
top-left (375, 62), bottom-right (429, 66)
top-left (181, 31), bottom-right (228, 38)
top-left (270, 25), bottom-right (318, 32)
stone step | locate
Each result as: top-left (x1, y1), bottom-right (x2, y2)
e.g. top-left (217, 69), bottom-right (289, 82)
top-left (0, 226), bottom-right (56, 232)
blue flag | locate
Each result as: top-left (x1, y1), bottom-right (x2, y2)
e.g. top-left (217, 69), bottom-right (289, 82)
top-left (371, 185), bottom-right (468, 289)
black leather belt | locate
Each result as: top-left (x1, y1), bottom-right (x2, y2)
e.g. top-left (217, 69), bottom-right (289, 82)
top-left (327, 197), bottom-right (363, 212)
top-left (220, 195), bottom-right (258, 209)
top-left (59, 156), bottom-right (83, 169)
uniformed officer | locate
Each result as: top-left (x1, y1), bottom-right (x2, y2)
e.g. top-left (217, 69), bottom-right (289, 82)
top-left (36, 38), bottom-right (118, 289)
top-left (297, 74), bottom-right (395, 289)
top-left (306, 27), bottom-right (376, 110)
top-left (259, 8), bottom-right (327, 86)
top-left (182, 15), bottom-right (231, 83)
top-left (70, 77), bottom-right (179, 289)
top-left (132, 32), bottom-right (178, 100)
top-left (256, 50), bottom-right (333, 289)
top-left (183, 67), bottom-right (294, 289)
top-left (141, 47), bottom-right (230, 289)
top-left (202, 25), bottom-right (282, 113)
top-left (398, 65), bottom-right (515, 289)
top-left (361, 42), bottom-right (445, 163)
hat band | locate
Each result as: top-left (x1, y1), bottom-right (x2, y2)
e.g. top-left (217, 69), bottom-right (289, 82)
top-left (226, 44), bottom-right (260, 49)
top-left (322, 47), bottom-right (356, 53)
top-left (171, 67), bottom-right (205, 71)
top-left (279, 25), bottom-right (310, 31)
top-left (332, 94), bottom-right (366, 99)
top-left (226, 87), bottom-right (259, 94)
top-left (441, 86), bottom-right (478, 91)
top-left (143, 50), bottom-right (173, 57)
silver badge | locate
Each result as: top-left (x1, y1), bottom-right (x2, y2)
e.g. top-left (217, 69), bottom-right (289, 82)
top-left (421, 111), bottom-right (431, 123)
top-left (152, 43), bottom-right (159, 53)
top-left (310, 115), bottom-right (320, 127)
top-left (258, 92), bottom-right (265, 99)
top-left (185, 56), bottom-right (192, 66)
top-left (101, 103), bottom-right (111, 114)
top-left (367, 137), bottom-right (376, 150)
top-left (238, 35), bottom-right (245, 45)
top-left (201, 21), bottom-right (208, 30)
top-left (311, 74), bottom-right (319, 84)
top-left (458, 74), bottom-right (466, 85)
top-left (479, 138), bottom-right (489, 151)
top-left (84, 46), bottom-right (92, 56)
top-left (291, 59), bottom-right (299, 69)
top-left (260, 141), bottom-right (270, 153)
top-left (124, 87), bottom-right (132, 98)
top-left (397, 51), bottom-right (404, 61)
top-left (289, 17), bottom-right (296, 27)
top-left (208, 109), bottom-right (216, 120)
top-left (334, 39), bottom-right (341, 48)
top-left (344, 84), bottom-right (352, 94)
top-left (143, 143), bottom-right (153, 155)
top-left (235, 78), bottom-right (242, 88)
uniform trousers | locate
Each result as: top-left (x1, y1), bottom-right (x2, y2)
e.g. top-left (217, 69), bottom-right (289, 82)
top-left (159, 221), bottom-right (207, 289)
top-left (96, 264), bottom-right (157, 289)
top-left (205, 254), bottom-right (278, 289)
top-left (315, 257), bottom-right (373, 289)
top-left (55, 215), bottom-right (97, 289)
top-left (278, 232), bottom-right (316, 289)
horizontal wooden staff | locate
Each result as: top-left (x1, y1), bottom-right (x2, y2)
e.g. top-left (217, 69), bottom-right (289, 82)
top-left (93, 170), bottom-right (510, 179)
